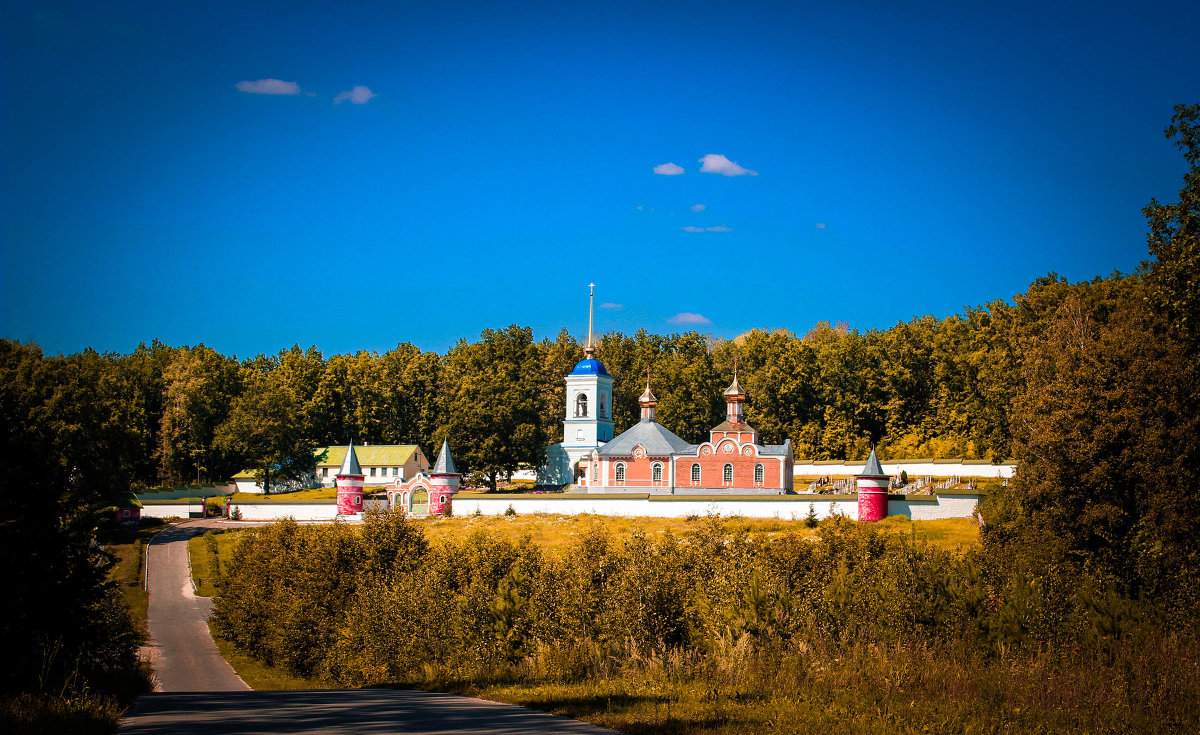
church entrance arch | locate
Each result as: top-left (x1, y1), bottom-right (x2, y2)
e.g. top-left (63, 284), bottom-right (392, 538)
top-left (412, 487), bottom-right (429, 515)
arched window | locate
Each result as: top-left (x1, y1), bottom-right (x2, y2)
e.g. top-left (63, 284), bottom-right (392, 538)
top-left (575, 392), bottom-right (588, 417)
top-left (754, 463), bottom-right (764, 485)
top-left (576, 429), bottom-right (585, 441)
top-left (723, 463), bottom-right (734, 486)
top-left (691, 463), bottom-right (701, 484)
top-left (652, 462), bottom-right (663, 482)
top-left (615, 462), bottom-right (626, 484)
top-left (599, 394), bottom-right (608, 418)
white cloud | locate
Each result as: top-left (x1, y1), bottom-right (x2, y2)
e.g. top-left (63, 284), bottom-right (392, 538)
top-left (236, 79), bottom-right (301, 95)
top-left (668, 312), bottom-right (713, 325)
top-left (690, 204), bottom-right (706, 213)
top-left (699, 153), bottom-right (757, 176)
top-left (600, 302), bottom-right (623, 309)
top-left (816, 222), bottom-right (826, 229)
top-left (653, 162), bottom-right (685, 175)
top-left (681, 225), bottom-right (732, 232)
top-left (681, 225), bottom-right (705, 232)
top-left (334, 85), bottom-right (377, 104)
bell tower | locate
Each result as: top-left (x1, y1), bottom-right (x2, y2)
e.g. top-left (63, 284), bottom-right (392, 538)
top-left (539, 284), bottom-right (616, 486)
top-left (563, 283), bottom-right (614, 451)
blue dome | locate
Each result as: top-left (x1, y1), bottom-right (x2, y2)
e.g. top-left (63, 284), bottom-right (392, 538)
top-left (570, 358), bottom-right (609, 376)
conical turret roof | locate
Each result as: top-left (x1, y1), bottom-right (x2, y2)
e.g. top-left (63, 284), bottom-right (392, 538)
top-left (433, 438), bottom-right (458, 474)
top-left (338, 439), bottom-right (363, 476)
top-left (859, 447), bottom-right (887, 477)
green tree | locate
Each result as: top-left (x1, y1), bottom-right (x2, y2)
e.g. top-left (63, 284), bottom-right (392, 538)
top-left (536, 329), bottom-right (583, 444)
top-left (216, 362), bottom-right (318, 493)
top-left (1144, 103), bottom-right (1200, 351)
top-left (157, 345), bottom-right (241, 484)
top-left (378, 343), bottom-right (443, 450)
top-left (439, 326), bottom-right (547, 489)
top-left (0, 341), bottom-right (147, 700)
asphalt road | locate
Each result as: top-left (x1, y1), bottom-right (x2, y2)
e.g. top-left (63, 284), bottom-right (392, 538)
top-left (140, 519), bottom-right (249, 692)
top-left (121, 519), bottom-right (619, 734)
top-left (120, 689), bottom-right (620, 734)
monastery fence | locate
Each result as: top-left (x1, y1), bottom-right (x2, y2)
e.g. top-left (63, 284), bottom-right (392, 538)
top-left (452, 490), bottom-right (984, 522)
top-left (793, 459), bottom-right (1014, 479)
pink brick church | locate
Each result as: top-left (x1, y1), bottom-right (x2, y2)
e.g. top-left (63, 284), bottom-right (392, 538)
top-left (577, 364), bottom-right (794, 494)
top-left (540, 285), bottom-right (794, 495)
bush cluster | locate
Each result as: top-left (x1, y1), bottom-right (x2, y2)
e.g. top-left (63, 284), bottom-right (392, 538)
top-left (211, 513), bottom-right (1198, 731)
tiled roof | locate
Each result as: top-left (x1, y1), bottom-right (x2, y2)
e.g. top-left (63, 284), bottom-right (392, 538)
top-left (712, 420), bottom-right (756, 432)
top-left (758, 439), bottom-right (791, 456)
top-left (599, 420), bottom-right (697, 457)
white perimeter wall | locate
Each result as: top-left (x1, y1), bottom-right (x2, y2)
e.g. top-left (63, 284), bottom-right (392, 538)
top-left (229, 503), bottom-right (341, 521)
top-left (453, 493), bottom-right (982, 521)
top-left (142, 503), bottom-right (196, 518)
top-left (143, 495), bottom-right (981, 522)
top-left (794, 461), bottom-right (1014, 478)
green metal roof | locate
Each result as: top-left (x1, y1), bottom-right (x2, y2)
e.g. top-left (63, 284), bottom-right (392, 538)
top-left (318, 444), bottom-right (420, 467)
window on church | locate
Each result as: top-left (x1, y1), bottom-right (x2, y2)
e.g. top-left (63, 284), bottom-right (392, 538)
top-left (322, 468), bottom-right (328, 478)
top-left (723, 463), bottom-right (733, 486)
top-left (691, 463), bottom-right (701, 484)
top-left (599, 394), bottom-right (607, 418)
top-left (370, 467), bottom-right (376, 477)
top-left (392, 467), bottom-right (399, 476)
top-left (593, 462), bottom-right (599, 481)
top-left (576, 429), bottom-right (584, 441)
top-left (575, 392), bottom-right (588, 418)
top-left (615, 462), bottom-right (625, 484)
top-left (652, 463), bottom-right (662, 483)
top-left (754, 463), bottom-right (764, 485)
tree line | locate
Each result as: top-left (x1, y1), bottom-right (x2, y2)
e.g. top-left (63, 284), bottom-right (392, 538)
top-left (0, 297), bottom-right (1064, 492)
top-left (0, 267), bottom-right (1175, 493)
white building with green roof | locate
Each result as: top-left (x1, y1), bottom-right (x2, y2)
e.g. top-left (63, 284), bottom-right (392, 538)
top-left (232, 444), bottom-right (431, 493)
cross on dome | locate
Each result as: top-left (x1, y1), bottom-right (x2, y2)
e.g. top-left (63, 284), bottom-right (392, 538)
top-left (639, 366), bottom-right (657, 421)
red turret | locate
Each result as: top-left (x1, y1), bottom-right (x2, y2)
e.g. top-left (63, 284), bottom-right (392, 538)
top-left (335, 440), bottom-right (365, 515)
top-left (856, 448), bottom-right (890, 522)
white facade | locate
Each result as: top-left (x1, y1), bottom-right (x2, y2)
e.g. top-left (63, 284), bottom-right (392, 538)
top-left (563, 370), bottom-right (615, 451)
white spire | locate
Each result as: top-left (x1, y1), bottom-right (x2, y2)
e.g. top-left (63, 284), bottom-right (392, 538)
top-left (585, 282), bottom-right (596, 358)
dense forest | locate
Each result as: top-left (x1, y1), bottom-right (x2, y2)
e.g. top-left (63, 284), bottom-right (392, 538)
top-left (2, 104), bottom-right (1197, 730)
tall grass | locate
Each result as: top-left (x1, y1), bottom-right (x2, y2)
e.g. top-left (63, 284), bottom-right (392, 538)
top-left (210, 513), bottom-right (1198, 733)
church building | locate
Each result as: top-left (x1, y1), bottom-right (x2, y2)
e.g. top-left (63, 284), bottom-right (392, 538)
top-left (579, 365), bottom-right (793, 494)
top-left (539, 285), bottom-right (793, 494)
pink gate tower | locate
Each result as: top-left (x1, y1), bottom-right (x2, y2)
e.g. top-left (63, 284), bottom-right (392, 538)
top-left (856, 447), bottom-right (891, 522)
top-left (426, 438), bottom-right (461, 515)
top-left (335, 440), bottom-right (365, 516)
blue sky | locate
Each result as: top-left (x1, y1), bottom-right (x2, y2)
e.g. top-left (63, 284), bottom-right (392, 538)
top-left (3, 0), bottom-right (1198, 358)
